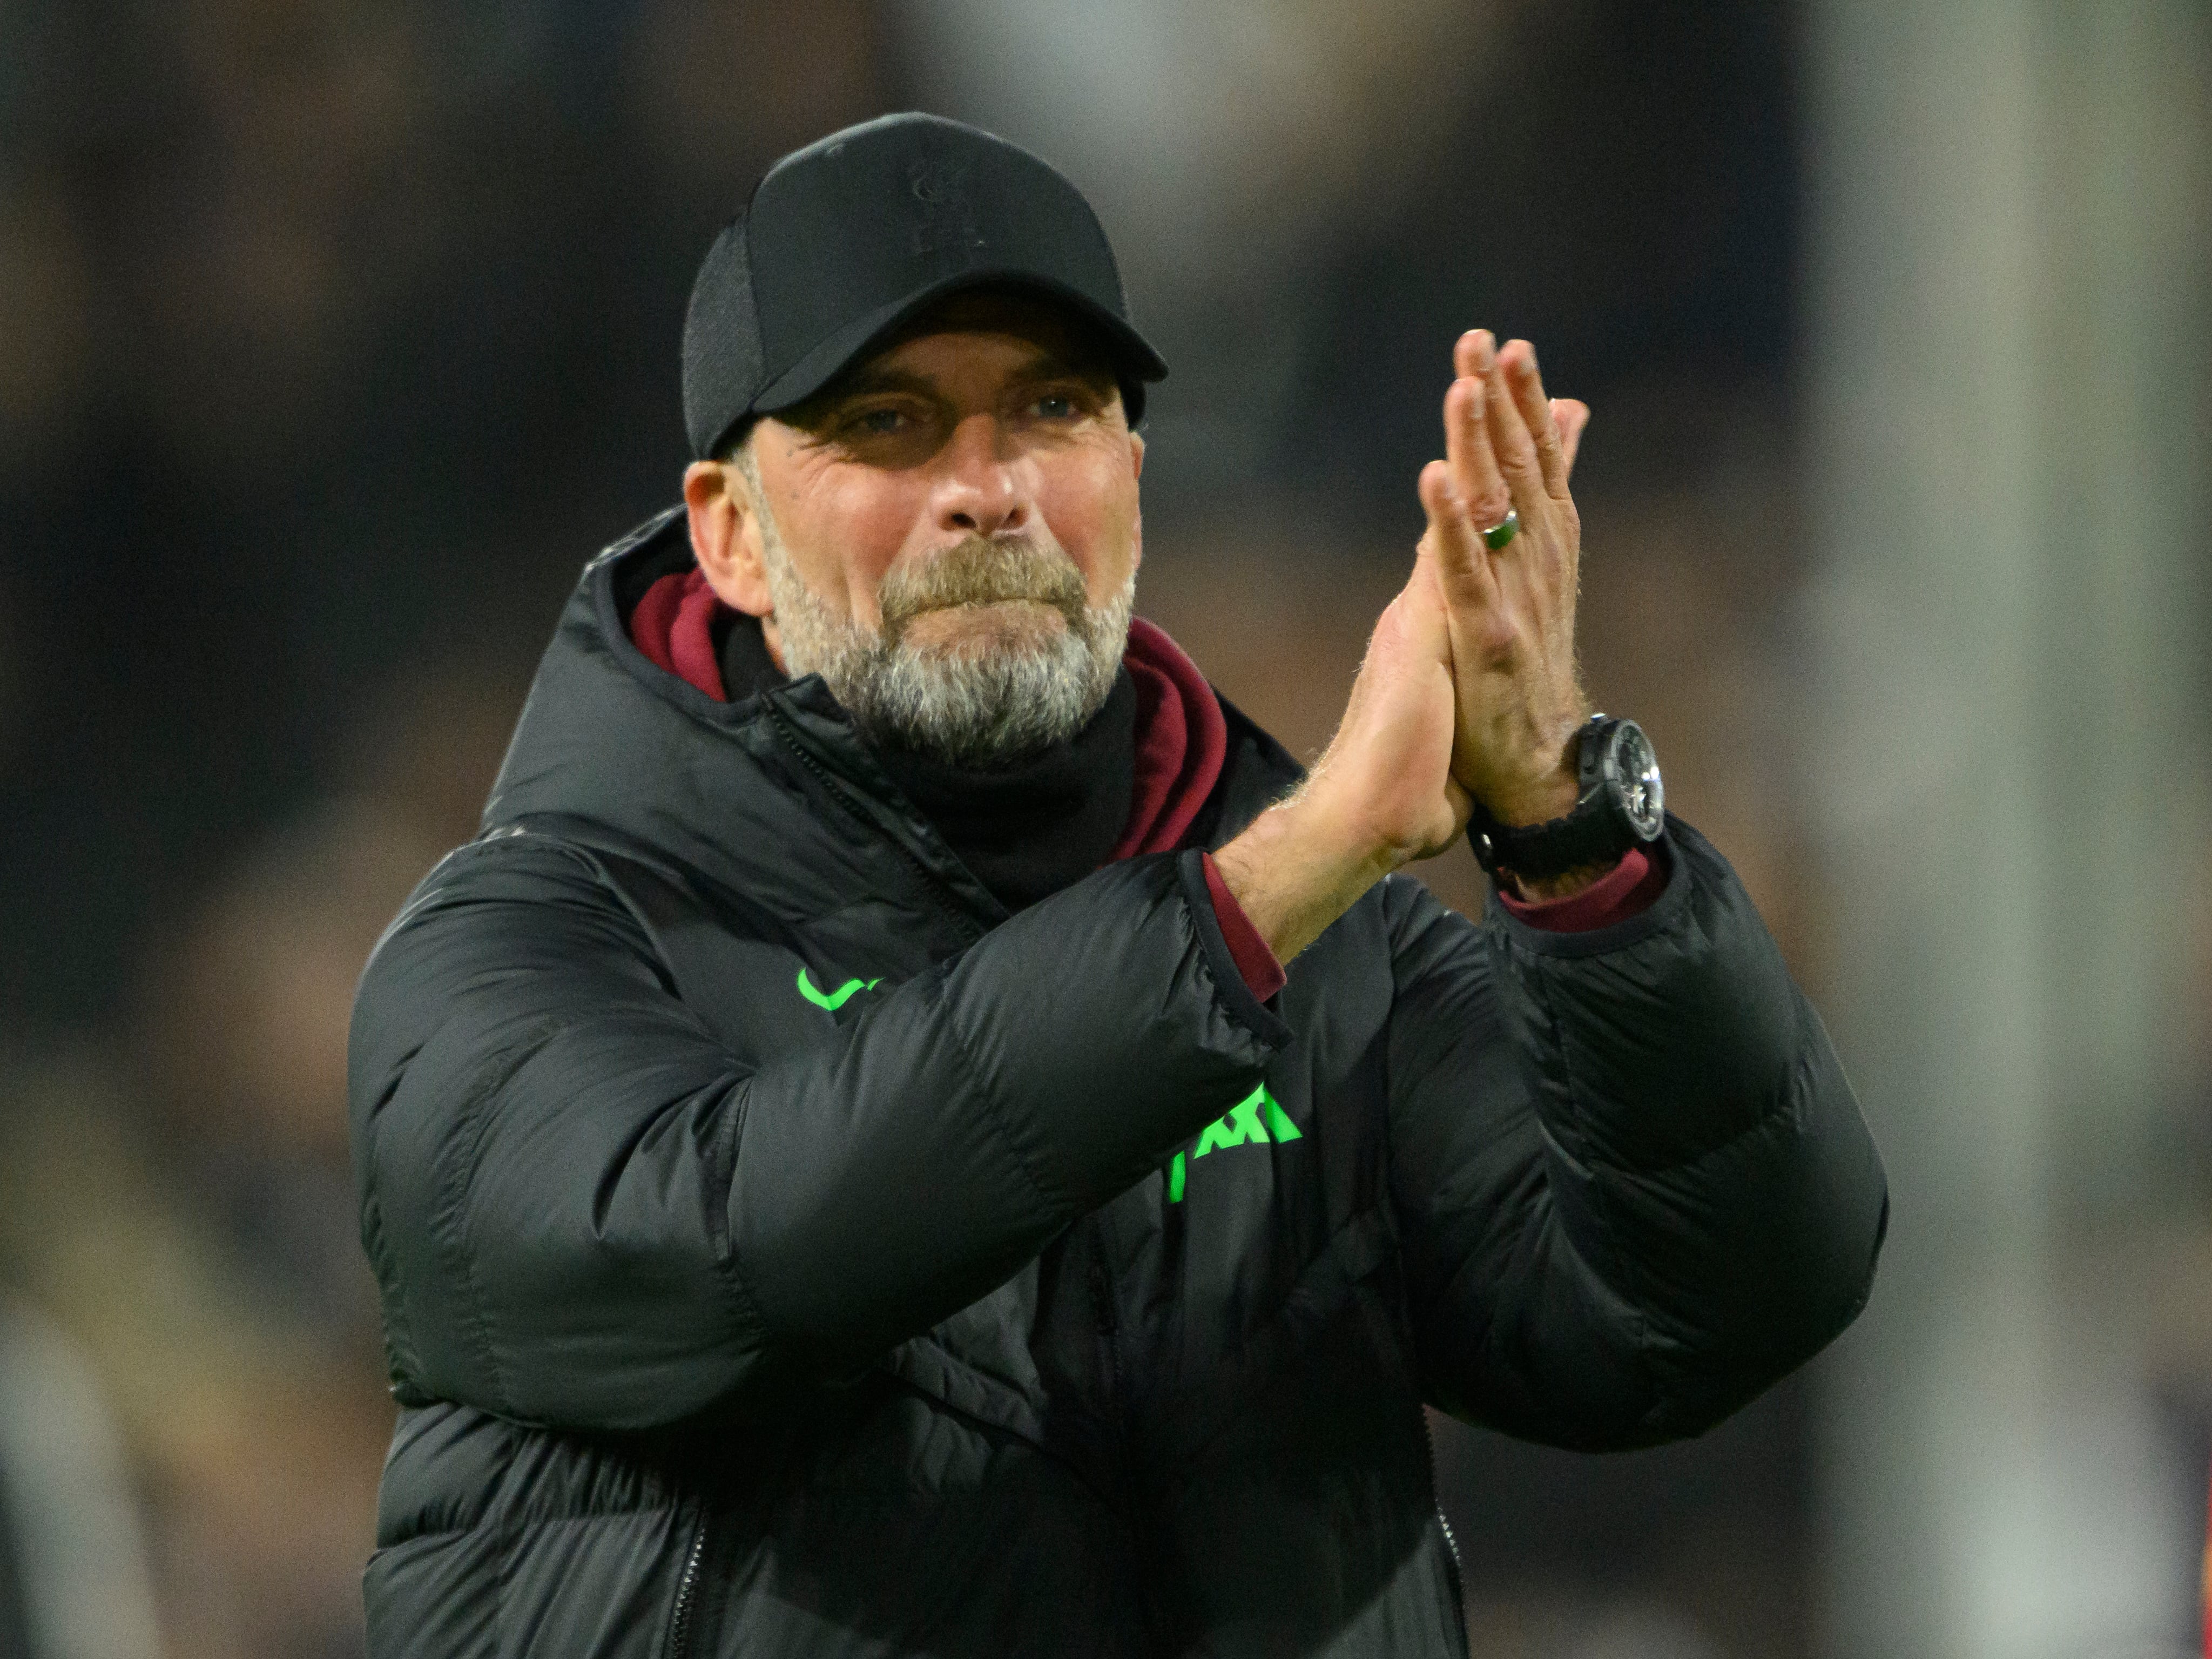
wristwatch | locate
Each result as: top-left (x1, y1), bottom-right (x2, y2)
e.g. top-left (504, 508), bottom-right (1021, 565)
top-left (1469, 714), bottom-right (1665, 881)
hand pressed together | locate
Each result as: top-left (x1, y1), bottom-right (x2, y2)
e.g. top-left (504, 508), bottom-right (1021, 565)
top-left (1216, 331), bottom-right (1594, 965)
top-left (1421, 330), bottom-right (1590, 829)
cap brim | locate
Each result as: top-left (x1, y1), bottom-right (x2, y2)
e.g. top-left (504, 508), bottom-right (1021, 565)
top-left (749, 270), bottom-right (1168, 419)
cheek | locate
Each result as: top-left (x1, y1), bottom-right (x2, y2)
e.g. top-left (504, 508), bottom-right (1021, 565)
top-left (784, 478), bottom-right (920, 626)
top-left (1042, 449), bottom-right (1141, 601)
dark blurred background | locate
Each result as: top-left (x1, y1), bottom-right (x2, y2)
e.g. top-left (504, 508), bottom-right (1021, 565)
top-left (0, 3), bottom-right (2204, 1656)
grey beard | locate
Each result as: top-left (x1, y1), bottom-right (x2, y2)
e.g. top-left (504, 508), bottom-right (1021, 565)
top-left (757, 521), bottom-right (1134, 770)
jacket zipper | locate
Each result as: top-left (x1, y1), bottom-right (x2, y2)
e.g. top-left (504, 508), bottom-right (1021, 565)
top-left (665, 1511), bottom-right (710, 1659)
top-left (1092, 1239), bottom-right (1177, 1644)
top-left (1419, 1407), bottom-right (1469, 1638)
top-left (764, 704), bottom-right (988, 946)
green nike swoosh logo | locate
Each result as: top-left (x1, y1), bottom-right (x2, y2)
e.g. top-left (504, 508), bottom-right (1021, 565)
top-left (797, 967), bottom-right (880, 1011)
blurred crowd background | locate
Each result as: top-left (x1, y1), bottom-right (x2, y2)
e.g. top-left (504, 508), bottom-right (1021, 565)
top-left (0, 2), bottom-right (2204, 1656)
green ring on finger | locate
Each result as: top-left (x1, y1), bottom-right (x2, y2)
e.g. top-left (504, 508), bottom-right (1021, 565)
top-left (1480, 508), bottom-right (1520, 551)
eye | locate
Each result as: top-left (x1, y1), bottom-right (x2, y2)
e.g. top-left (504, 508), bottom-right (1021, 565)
top-left (852, 407), bottom-right (909, 435)
top-left (1030, 393), bottom-right (1078, 420)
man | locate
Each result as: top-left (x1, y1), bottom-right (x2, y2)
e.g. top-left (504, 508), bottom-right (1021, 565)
top-left (350, 112), bottom-right (1885, 1656)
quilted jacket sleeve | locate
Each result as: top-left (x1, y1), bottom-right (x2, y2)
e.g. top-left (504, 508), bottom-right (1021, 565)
top-left (349, 833), bottom-right (1284, 1433)
top-left (1384, 818), bottom-right (1886, 1449)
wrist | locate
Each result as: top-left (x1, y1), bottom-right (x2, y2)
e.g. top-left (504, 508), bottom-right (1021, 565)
top-left (1213, 786), bottom-right (1398, 967)
top-left (1467, 718), bottom-right (1586, 827)
top-left (1298, 766), bottom-right (1459, 892)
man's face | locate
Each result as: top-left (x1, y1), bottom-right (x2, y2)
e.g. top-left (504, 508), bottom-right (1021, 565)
top-left (686, 292), bottom-right (1146, 765)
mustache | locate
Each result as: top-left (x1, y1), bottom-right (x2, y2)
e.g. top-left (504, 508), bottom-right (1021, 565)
top-left (876, 538), bottom-right (1089, 639)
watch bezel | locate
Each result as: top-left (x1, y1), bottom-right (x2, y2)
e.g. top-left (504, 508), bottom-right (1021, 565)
top-left (1599, 719), bottom-right (1665, 842)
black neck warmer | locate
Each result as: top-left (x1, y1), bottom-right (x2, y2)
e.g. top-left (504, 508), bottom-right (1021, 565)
top-left (719, 613), bottom-right (1137, 913)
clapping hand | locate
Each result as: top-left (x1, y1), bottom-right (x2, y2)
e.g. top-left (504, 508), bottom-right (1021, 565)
top-left (1213, 330), bottom-right (1595, 962)
top-left (1417, 330), bottom-right (1590, 832)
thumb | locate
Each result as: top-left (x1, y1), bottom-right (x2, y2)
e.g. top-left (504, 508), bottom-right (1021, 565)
top-left (1352, 550), bottom-right (1453, 721)
top-left (1400, 544), bottom-right (1455, 663)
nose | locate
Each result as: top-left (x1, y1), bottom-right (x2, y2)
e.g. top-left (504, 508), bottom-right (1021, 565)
top-left (932, 412), bottom-right (1033, 540)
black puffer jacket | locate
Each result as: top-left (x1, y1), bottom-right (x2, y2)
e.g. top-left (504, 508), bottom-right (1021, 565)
top-left (349, 510), bottom-right (1886, 1658)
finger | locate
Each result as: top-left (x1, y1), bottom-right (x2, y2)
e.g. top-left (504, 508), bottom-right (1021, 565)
top-left (1418, 458), bottom-right (1499, 610)
top-left (1500, 341), bottom-right (1567, 498)
top-left (1401, 544), bottom-right (1454, 652)
top-left (1453, 328), bottom-right (1493, 383)
top-left (1420, 461), bottom-right (1517, 671)
top-left (1486, 340), bottom-right (1551, 512)
top-left (1551, 399), bottom-right (1590, 478)
top-left (1442, 375), bottom-right (1514, 535)
top-left (1405, 552), bottom-right (1481, 739)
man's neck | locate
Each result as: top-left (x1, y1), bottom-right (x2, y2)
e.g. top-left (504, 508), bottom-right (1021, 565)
top-left (718, 611), bottom-right (1138, 912)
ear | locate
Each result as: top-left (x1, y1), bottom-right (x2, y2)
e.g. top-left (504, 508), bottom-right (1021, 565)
top-left (684, 458), bottom-right (774, 617)
top-left (1117, 429), bottom-right (1146, 581)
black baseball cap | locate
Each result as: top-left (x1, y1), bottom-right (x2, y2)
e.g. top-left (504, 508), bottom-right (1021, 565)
top-left (682, 112), bottom-right (1169, 459)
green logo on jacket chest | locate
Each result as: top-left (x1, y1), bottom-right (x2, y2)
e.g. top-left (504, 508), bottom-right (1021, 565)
top-left (1166, 1084), bottom-right (1300, 1203)
top-left (797, 967), bottom-right (880, 1011)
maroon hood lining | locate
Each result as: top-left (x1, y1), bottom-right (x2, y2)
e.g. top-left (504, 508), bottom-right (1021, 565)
top-left (627, 569), bottom-right (1227, 859)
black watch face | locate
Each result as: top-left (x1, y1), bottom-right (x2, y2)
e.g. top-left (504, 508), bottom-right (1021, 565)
top-left (1608, 723), bottom-right (1665, 839)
